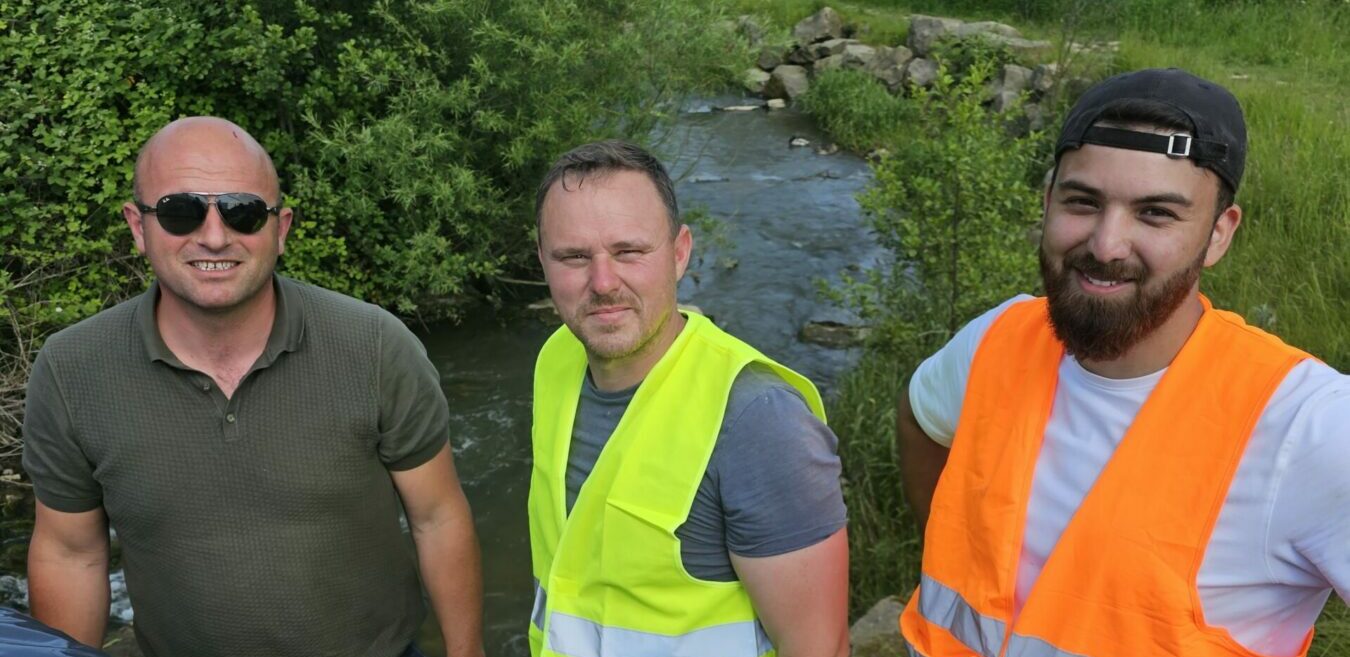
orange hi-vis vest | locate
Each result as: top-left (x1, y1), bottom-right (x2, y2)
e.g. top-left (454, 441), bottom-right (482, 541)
top-left (900, 296), bottom-right (1312, 657)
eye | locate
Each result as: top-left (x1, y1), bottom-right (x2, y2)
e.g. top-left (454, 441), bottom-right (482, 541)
top-left (560, 253), bottom-right (589, 263)
top-left (1062, 196), bottom-right (1099, 212)
top-left (615, 249), bottom-right (644, 260)
top-left (1140, 206), bottom-right (1178, 222)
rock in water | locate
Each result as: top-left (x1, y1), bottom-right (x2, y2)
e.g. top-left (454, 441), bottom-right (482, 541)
top-left (742, 68), bottom-right (772, 96)
top-left (765, 65), bottom-right (810, 101)
top-left (799, 320), bottom-right (870, 347)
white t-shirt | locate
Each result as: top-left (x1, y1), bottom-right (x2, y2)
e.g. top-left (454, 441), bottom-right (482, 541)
top-left (910, 295), bottom-right (1350, 656)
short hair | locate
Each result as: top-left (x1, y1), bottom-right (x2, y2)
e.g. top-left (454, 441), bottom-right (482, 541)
top-left (534, 140), bottom-right (680, 237)
top-left (1089, 98), bottom-right (1236, 216)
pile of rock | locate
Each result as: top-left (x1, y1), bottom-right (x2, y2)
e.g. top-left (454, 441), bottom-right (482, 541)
top-left (743, 7), bottom-right (1079, 129)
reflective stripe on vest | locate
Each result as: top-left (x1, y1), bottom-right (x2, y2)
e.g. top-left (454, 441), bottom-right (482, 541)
top-left (899, 296), bottom-right (1311, 657)
top-left (532, 580), bottom-right (771, 657)
top-left (528, 312), bottom-right (826, 657)
top-left (915, 574), bottom-right (1005, 657)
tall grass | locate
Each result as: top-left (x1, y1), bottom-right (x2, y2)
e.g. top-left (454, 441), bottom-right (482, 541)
top-left (737, 0), bottom-right (1350, 649)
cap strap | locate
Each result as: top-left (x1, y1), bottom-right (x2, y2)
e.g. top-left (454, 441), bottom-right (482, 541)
top-left (1081, 126), bottom-right (1229, 163)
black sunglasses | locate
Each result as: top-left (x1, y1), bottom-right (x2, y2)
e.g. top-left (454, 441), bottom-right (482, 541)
top-left (135, 192), bottom-right (281, 236)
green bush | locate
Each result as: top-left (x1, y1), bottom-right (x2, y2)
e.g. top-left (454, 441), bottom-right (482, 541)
top-left (832, 60), bottom-right (1046, 357)
top-left (0, 0), bottom-right (743, 447)
top-left (801, 69), bottom-right (918, 153)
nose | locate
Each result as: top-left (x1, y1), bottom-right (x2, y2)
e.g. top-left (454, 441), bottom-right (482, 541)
top-left (588, 254), bottom-right (621, 297)
top-left (1086, 207), bottom-right (1132, 263)
top-left (194, 202), bottom-right (232, 251)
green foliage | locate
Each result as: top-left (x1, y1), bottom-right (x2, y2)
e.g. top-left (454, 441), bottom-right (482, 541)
top-left (800, 69), bottom-right (918, 152)
top-left (804, 58), bottom-right (1049, 613)
top-left (928, 32), bottom-right (1017, 74)
top-left (0, 0), bottom-right (743, 341)
top-left (836, 60), bottom-right (1046, 355)
top-left (829, 353), bottom-right (922, 617)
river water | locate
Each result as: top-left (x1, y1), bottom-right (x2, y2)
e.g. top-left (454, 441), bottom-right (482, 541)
top-left (420, 97), bottom-right (881, 656)
top-left (0, 97), bottom-right (882, 657)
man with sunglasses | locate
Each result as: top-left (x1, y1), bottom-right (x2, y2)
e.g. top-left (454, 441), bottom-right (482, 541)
top-left (22, 117), bottom-right (484, 657)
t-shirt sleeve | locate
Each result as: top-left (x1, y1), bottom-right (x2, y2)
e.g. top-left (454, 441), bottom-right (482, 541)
top-left (715, 370), bottom-right (847, 558)
top-left (374, 311), bottom-right (451, 471)
top-left (21, 347), bottom-right (103, 512)
top-left (1265, 362), bottom-right (1350, 602)
top-left (908, 294), bottom-right (1034, 447)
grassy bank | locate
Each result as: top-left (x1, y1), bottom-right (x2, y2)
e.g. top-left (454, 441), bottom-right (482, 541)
top-left (733, 0), bottom-right (1349, 652)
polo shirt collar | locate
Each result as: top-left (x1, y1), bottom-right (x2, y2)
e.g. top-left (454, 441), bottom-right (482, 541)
top-left (136, 275), bottom-right (307, 369)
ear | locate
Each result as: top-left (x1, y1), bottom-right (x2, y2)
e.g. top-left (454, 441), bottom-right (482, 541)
top-left (123, 202), bottom-right (148, 254)
top-left (1203, 203), bottom-right (1243, 267)
top-left (275, 207), bottom-right (294, 255)
top-left (672, 224), bottom-right (693, 281)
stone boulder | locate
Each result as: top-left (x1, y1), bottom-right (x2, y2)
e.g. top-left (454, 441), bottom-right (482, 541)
top-left (955, 20), bottom-right (1021, 39)
top-left (1002, 64), bottom-right (1034, 92)
top-left (841, 43), bottom-right (879, 69)
top-left (756, 44), bottom-right (788, 71)
top-left (799, 321), bottom-right (871, 348)
top-left (743, 68), bottom-right (772, 95)
top-left (903, 58), bottom-right (939, 89)
top-left (765, 65), bottom-right (811, 101)
top-left (850, 595), bottom-right (906, 657)
top-left (866, 45), bottom-right (915, 91)
top-left (982, 34), bottom-right (1054, 62)
top-left (1031, 63), bottom-right (1059, 94)
top-left (989, 64), bottom-right (1034, 112)
top-left (813, 54), bottom-right (846, 75)
top-left (786, 44), bottom-right (816, 65)
top-left (906, 14), bottom-right (961, 56)
top-left (793, 6), bottom-right (845, 45)
top-left (811, 37), bottom-right (858, 59)
top-left (736, 15), bottom-right (765, 46)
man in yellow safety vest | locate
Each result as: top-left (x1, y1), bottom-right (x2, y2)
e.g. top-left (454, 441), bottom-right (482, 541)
top-left (527, 140), bottom-right (850, 657)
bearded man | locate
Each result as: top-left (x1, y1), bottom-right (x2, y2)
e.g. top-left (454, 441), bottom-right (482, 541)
top-left (896, 69), bottom-right (1348, 657)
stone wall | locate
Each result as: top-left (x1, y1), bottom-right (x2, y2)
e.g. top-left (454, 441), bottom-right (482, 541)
top-left (740, 7), bottom-right (1112, 133)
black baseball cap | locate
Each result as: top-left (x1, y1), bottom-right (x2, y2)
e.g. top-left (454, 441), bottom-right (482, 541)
top-left (1055, 68), bottom-right (1247, 192)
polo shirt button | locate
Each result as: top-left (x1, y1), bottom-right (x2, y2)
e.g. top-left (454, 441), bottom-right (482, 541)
top-left (202, 384), bottom-right (211, 392)
top-left (225, 413), bottom-right (236, 423)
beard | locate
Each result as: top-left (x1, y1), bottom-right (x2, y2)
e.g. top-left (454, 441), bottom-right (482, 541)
top-left (1039, 245), bottom-right (1205, 362)
top-left (570, 292), bottom-right (670, 362)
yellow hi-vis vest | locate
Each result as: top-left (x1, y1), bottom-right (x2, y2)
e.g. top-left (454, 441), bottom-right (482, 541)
top-left (527, 312), bottom-right (827, 657)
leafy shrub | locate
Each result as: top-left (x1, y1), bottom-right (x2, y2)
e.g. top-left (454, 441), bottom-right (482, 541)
top-left (834, 60), bottom-right (1047, 357)
top-left (800, 69), bottom-right (918, 153)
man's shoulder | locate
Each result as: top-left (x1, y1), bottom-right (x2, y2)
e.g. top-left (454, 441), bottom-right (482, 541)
top-left (280, 276), bottom-right (387, 321)
top-left (726, 363), bottom-right (803, 416)
top-left (40, 292), bottom-right (147, 361)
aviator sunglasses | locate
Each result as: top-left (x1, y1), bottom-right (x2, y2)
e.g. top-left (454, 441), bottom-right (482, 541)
top-left (135, 192), bottom-right (282, 236)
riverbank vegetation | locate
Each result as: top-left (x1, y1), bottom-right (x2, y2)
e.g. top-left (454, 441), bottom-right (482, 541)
top-left (735, 0), bottom-right (1348, 652)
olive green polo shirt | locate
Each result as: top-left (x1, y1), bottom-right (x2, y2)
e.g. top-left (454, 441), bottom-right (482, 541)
top-left (22, 276), bottom-right (450, 657)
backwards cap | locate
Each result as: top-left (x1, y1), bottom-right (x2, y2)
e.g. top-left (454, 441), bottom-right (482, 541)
top-left (1055, 68), bottom-right (1247, 191)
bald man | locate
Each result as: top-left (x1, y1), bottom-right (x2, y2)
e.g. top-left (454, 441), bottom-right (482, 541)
top-left (22, 117), bottom-right (484, 657)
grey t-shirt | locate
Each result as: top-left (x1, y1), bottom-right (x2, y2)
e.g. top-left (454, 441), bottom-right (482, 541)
top-left (565, 363), bottom-right (847, 581)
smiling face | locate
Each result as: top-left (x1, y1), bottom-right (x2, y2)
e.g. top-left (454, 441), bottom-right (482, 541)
top-left (538, 169), bottom-right (692, 370)
top-left (1039, 136), bottom-right (1240, 361)
top-left (123, 118), bottom-right (292, 320)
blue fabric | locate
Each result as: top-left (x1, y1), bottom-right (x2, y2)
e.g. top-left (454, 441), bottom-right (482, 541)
top-left (0, 606), bottom-right (109, 656)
